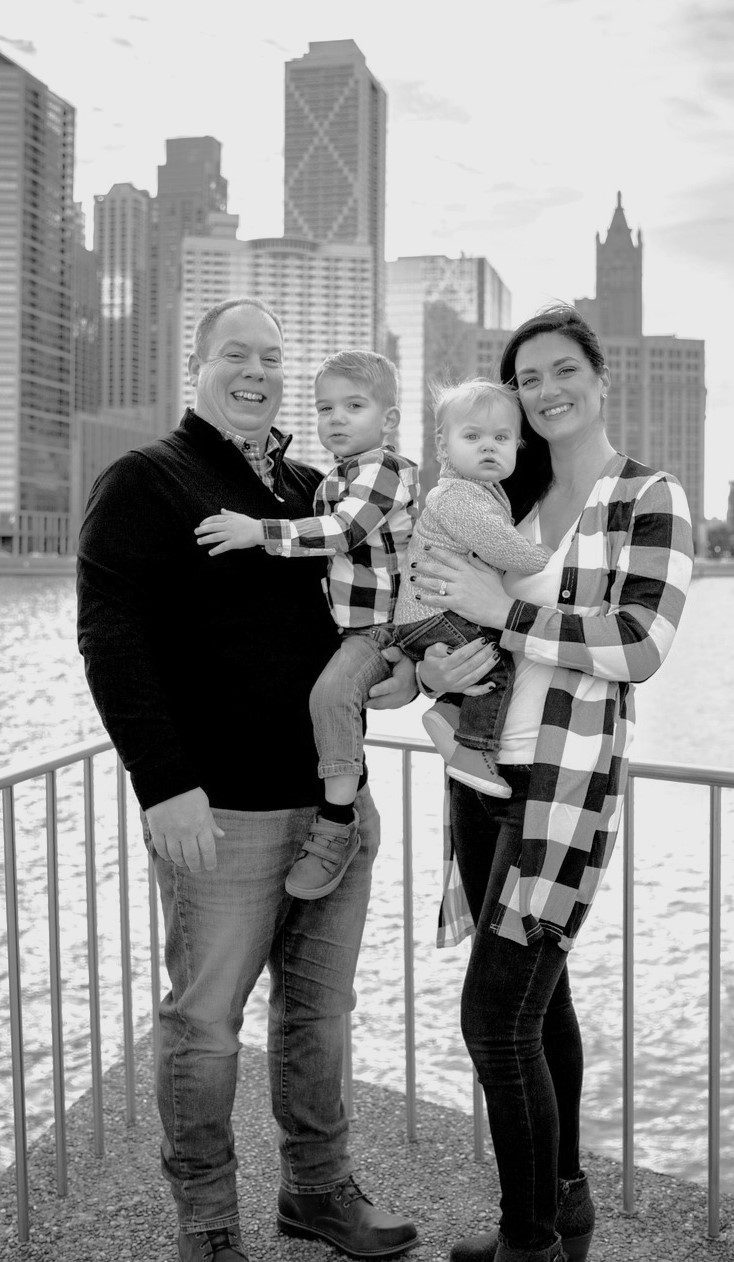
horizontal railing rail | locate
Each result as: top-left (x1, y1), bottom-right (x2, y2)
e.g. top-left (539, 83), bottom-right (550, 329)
top-left (1, 734), bottom-right (732, 1243)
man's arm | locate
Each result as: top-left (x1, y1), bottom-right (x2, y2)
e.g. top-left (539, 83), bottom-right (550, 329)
top-left (77, 455), bottom-right (222, 870)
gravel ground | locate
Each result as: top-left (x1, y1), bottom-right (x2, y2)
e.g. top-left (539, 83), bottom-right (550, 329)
top-left (1, 1040), bottom-right (732, 1262)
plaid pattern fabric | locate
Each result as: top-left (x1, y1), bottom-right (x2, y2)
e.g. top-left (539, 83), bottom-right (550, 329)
top-left (223, 427), bottom-right (283, 490)
top-left (437, 454), bottom-right (694, 952)
top-left (262, 445), bottom-right (420, 628)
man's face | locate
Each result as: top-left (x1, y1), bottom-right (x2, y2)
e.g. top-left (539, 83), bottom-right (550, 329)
top-left (188, 305), bottom-right (284, 446)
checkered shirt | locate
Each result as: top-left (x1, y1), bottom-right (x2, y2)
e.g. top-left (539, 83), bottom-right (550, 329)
top-left (261, 445), bottom-right (420, 629)
top-left (437, 453), bottom-right (694, 952)
top-left (221, 426), bottom-right (282, 490)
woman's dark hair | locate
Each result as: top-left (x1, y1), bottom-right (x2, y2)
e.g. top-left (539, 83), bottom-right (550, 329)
top-left (498, 305), bottom-right (607, 521)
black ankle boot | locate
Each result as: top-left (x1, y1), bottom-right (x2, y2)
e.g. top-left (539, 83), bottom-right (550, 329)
top-left (449, 1172), bottom-right (594, 1262)
top-left (556, 1172), bottom-right (594, 1261)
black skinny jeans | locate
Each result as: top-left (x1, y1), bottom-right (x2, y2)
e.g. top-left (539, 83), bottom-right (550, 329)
top-left (451, 770), bottom-right (584, 1251)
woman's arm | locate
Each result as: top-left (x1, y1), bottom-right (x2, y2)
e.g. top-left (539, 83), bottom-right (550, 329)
top-left (414, 476), bottom-right (693, 685)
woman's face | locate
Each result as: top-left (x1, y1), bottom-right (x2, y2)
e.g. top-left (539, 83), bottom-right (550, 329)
top-left (514, 332), bottom-right (610, 447)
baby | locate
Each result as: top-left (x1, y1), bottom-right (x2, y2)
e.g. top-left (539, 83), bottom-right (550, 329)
top-left (392, 379), bottom-right (552, 797)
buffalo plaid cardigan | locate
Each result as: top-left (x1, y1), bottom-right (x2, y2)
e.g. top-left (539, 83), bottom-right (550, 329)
top-left (437, 453), bottom-right (694, 952)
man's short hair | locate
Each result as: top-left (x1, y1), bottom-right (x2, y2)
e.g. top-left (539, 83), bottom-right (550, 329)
top-left (314, 350), bottom-right (399, 410)
top-left (193, 297), bottom-right (284, 361)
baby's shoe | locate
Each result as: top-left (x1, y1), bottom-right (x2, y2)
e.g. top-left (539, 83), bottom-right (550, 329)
top-left (285, 810), bottom-right (361, 899)
top-left (421, 700), bottom-right (460, 761)
top-left (446, 747), bottom-right (511, 798)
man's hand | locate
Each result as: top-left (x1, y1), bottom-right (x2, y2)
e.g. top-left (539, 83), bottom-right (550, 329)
top-left (145, 787), bottom-right (224, 872)
top-left (366, 645), bottom-right (418, 709)
top-left (195, 508), bottom-right (265, 555)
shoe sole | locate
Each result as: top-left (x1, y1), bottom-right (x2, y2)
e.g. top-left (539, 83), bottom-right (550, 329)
top-left (421, 711), bottom-right (458, 761)
top-left (285, 837), bottom-right (361, 900)
top-left (446, 766), bottom-right (512, 797)
top-left (277, 1213), bottom-right (419, 1258)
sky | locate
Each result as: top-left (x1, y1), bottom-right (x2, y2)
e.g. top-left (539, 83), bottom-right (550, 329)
top-left (2, 0), bottom-right (733, 517)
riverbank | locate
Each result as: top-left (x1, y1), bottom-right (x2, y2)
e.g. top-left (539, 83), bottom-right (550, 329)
top-left (0, 1039), bottom-right (731, 1262)
top-left (2, 555), bottom-right (733, 579)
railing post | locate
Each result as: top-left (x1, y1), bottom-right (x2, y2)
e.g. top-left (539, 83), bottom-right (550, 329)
top-left (472, 1067), bottom-right (485, 1162)
top-left (148, 852), bottom-right (161, 1068)
top-left (45, 770), bottom-right (68, 1195)
top-left (117, 758), bottom-right (136, 1125)
top-left (707, 785), bottom-right (722, 1240)
top-left (2, 786), bottom-right (29, 1242)
top-left (402, 748), bottom-right (417, 1142)
top-left (343, 1012), bottom-right (354, 1121)
top-left (83, 757), bottom-right (104, 1156)
top-left (622, 776), bottom-right (635, 1213)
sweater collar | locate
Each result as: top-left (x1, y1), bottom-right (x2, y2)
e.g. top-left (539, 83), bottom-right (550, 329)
top-left (179, 408), bottom-right (293, 479)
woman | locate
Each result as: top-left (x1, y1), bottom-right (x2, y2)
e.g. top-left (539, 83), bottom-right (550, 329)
top-left (412, 306), bottom-right (693, 1262)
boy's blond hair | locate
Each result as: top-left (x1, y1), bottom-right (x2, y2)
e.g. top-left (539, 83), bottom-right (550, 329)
top-left (431, 378), bottom-right (522, 451)
top-left (315, 351), bottom-right (399, 411)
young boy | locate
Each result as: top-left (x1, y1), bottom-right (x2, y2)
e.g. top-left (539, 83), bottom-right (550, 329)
top-left (393, 379), bottom-right (552, 797)
top-left (196, 350), bottom-right (420, 900)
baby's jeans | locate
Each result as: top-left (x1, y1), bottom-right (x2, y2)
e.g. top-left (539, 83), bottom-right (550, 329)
top-left (393, 610), bottom-right (514, 753)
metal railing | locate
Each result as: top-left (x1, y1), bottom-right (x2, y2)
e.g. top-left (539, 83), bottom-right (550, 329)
top-left (1, 735), bottom-right (732, 1243)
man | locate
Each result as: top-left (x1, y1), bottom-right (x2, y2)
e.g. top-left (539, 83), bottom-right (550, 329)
top-left (77, 297), bottom-right (419, 1262)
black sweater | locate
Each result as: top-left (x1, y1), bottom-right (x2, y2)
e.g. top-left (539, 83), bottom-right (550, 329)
top-left (77, 410), bottom-right (341, 811)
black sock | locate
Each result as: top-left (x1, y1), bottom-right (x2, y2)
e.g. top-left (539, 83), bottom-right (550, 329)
top-left (320, 801), bottom-right (355, 826)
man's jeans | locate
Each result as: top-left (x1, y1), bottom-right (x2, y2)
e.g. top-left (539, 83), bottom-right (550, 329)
top-left (451, 773), bottom-right (583, 1250)
top-left (146, 787), bottom-right (380, 1233)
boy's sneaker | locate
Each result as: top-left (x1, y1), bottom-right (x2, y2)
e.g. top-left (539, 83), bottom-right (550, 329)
top-left (421, 701), bottom-right (460, 761)
top-left (446, 747), bottom-right (512, 798)
top-left (286, 810), bottom-right (361, 899)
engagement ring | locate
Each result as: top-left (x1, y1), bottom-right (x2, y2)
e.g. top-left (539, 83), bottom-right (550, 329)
top-left (439, 580), bottom-right (448, 597)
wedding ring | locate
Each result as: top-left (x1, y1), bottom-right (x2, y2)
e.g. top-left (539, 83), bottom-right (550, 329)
top-left (439, 580), bottom-right (448, 597)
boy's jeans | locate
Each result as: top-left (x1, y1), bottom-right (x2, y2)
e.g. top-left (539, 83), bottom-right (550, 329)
top-left (394, 611), bottom-right (514, 753)
top-left (310, 627), bottom-right (394, 778)
top-left (146, 787), bottom-right (379, 1233)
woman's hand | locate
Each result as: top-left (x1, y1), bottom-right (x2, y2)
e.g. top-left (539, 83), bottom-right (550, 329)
top-left (411, 548), bottom-right (514, 629)
top-left (418, 640), bottom-right (500, 697)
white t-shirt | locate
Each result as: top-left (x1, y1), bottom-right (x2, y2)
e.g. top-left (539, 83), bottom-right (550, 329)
top-left (497, 508), bottom-right (580, 765)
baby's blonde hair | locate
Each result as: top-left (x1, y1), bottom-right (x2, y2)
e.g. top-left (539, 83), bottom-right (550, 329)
top-left (432, 378), bottom-right (522, 452)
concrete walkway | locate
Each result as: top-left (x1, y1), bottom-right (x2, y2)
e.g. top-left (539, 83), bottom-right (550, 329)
top-left (1, 1041), bottom-right (732, 1262)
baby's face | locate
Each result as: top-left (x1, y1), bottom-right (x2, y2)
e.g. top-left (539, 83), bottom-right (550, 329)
top-left (439, 399), bottom-right (520, 484)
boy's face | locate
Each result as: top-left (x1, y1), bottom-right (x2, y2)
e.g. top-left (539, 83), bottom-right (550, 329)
top-left (438, 399), bottom-right (520, 484)
top-left (315, 372), bottom-right (399, 460)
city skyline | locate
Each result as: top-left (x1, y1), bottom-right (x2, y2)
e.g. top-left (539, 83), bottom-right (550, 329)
top-left (2, 0), bottom-right (732, 515)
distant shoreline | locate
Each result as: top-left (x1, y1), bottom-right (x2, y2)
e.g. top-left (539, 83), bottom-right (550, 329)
top-left (0, 556), bottom-right (77, 576)
top-left (1, 555), bottom-right (733, 578)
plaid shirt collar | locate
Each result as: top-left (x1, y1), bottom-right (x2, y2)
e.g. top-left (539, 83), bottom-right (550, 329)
top-left (219, 425), bottom-right (287, 490)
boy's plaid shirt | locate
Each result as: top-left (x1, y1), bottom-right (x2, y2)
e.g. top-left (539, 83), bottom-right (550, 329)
top-left (438, 453), bottom-right (694, 952)
top-left (262, 444), bottom-right (420, 628)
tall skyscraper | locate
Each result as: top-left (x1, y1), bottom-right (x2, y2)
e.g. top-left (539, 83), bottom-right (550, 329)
top-left (575, 194), bottom-right (705, 537)
top-left (179, 224), bottom-right (374, 468)
top-left (0, 53), bottom-right (75, 555)
top-left (94, 183), bottom-right (151, 409)
top-left (386, 254), bottom-right (511, 467)
top-left (284, 40), bottom-right (387, 350)
top-left (576, 192), bottom-right (643, 338)
top-left (71, 204), bottom-right (99, 417)
top-left (150, 137), bottom-right (228, 427)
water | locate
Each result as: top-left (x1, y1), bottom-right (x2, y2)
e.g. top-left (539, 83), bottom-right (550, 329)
top-left (1, 574), bottom-right (733, 1189)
